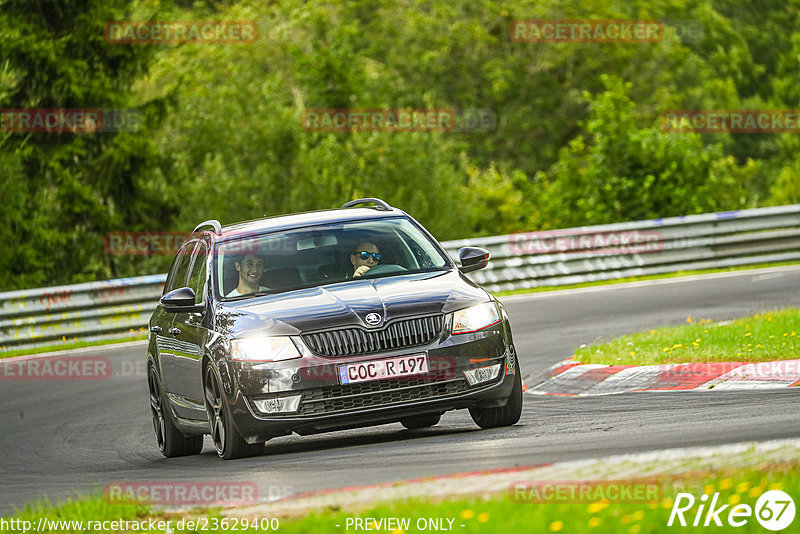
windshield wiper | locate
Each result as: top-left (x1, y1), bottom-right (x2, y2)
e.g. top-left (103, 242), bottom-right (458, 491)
top-left (221, 294), bottom-right (255, 301)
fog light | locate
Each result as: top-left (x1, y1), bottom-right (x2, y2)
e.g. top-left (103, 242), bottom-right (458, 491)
top-left (506, 348), bottom-right (516, 375)
top-left (253, 394), bottom-right (302, 414)
top-left (463, 363), bottom-right (502, 386)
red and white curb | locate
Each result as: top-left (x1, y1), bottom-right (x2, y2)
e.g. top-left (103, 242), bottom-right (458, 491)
top-left (525, 358), bottom-right (800, 396)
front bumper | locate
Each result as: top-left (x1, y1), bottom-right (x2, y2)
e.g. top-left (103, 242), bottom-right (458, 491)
top-left (222, 321), bottom-right (518, 443)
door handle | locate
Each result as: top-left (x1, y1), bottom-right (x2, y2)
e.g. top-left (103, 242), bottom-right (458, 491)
top-left (150, 326), bottom-right (162, 333)
top-left (168, 327), bottom-right (181, 335)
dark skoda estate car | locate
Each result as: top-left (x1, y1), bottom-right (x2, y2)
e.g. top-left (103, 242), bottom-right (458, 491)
top-left (147, 198), bottom-right (522, 459)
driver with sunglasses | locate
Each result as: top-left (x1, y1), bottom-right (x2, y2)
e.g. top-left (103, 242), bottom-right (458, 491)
top-left (350, 242), bottom-right (381, 278)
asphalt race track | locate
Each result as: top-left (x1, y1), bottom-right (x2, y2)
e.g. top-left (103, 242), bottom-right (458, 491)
top-left (2, 266), bottom-right (800, 515)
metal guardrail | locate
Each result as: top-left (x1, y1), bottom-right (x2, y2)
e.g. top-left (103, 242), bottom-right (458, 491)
top-left (0, 275), bottom-right (166, 352)
top-left (442, 204), bottom-right (800, 293)
top-left (1, 205), bottom-right (799, 353)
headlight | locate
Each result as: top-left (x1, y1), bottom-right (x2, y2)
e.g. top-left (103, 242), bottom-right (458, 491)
top-left (452, 302), bottom-right (501, 334)
top-left (231, 336), bottom-right (302, 362)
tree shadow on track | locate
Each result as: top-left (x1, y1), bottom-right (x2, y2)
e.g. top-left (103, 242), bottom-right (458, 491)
top-left (257, 424), bottom-right (480, 458)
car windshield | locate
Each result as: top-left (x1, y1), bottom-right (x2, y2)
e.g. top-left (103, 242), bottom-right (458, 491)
top-left (214, 217), bottom-right (452, 299)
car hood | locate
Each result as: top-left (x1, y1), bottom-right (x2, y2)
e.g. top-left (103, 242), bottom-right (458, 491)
top-left (216, 270), bottom-right (489, 337)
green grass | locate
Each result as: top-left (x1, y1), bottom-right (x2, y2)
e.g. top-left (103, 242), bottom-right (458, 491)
top-left (2, 465), bottom-right (798, 533)
top-left (0, 333), bottom-right (147, 359)
top-left (495, 260), bottom-right (800, 297)
top-left (1, 495), bottom-right (150, 533)
top-left (574, 309), bottom-right (800, 366)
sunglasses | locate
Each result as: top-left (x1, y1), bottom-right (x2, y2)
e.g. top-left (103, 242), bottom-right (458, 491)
top-left (355, 251), bottom-right (382, 261)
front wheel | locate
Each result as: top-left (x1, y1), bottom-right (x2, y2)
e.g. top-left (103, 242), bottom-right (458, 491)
top-left (148, 366), bottom-right (203, 457)
top-left (469, 370), bottom-right (523, 429)
top-left (204, 365), bottom-right (263, 460)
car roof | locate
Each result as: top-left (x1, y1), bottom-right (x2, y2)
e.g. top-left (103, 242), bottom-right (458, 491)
top-left (217, 206), bottom-right (409, 241)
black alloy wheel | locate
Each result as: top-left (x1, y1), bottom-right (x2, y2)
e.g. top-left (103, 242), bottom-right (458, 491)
top-left (148, 366), bottom-right (203, 457)
top-left (204, 365), bottom-right (263, 460)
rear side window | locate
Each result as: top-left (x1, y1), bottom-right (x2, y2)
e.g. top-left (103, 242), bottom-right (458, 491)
top-left (164, 241), bottom-right (197, 294)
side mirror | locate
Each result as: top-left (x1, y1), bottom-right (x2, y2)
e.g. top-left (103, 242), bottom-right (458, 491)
top-left (160, 287), bottom-right (204, 314)
top-left (458, 247), bottom-right (490, 273)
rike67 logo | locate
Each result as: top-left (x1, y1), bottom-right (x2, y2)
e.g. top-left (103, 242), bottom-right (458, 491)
top-left (668, 490), bottom-right (795, 531)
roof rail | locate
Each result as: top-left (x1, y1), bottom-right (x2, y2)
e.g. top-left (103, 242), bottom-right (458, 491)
top-left (193, 219), bottom-right (222, 235)
top-left (340, 198), bottom-right (393, 211)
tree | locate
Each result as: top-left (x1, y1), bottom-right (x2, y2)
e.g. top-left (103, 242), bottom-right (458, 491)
top-left (0, 0), bottom-right (169, 289)
top-left (535, 75), bottom-right (754, 228)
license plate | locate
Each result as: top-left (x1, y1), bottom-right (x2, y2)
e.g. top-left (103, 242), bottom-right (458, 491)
top-left (338, 354), bottom-right (428, 384)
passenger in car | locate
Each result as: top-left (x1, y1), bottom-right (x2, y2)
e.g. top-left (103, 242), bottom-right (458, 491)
top-left (227, 255), bottom-right (269, 296)
top-left (350, 242), bottom-right (381, 278)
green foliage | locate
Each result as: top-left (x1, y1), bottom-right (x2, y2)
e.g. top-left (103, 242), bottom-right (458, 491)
top-left (575, 308), bottom-right (800, 365)
top-left (5, 466), bottom-right (800, 534)
top-left (0, 0), bottom-right (173, 289)
top-left (2, 0), bottom-right (800, 290)
top-left (769, 157), bottom-right (800, 205)
top-left (534, 75), bottom-right (755, 227)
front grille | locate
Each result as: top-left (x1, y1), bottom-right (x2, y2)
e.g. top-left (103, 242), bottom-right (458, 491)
top-left (249, 363), bottom-right (506, 417)
top-left (297, 377), bottom-right (469, 416)
top-left (302, 315), bottom-right (444, 357)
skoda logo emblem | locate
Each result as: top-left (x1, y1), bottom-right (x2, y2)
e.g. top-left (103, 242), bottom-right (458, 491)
top-left (365, 313), bottom-right (382, 326)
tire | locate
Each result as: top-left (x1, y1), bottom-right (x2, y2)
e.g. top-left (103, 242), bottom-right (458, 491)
top-left (148, 366), bottom-right (203, 457)
top-left (469, 370), bottom-right (523, 429)
top-left (204, 365), bottom-right (263, 460)
top-left (400, 413), bottom-right (441, 430)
